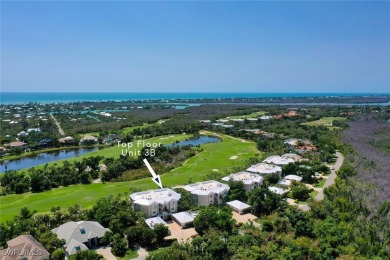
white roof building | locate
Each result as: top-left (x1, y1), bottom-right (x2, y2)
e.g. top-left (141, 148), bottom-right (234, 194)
top-left (246, 163), bottom-right (282, 175)
top-left (284, 138), bottom-right (300, 146)
top-left (282, 153), bottom-right (303, 162)
top-left (145, 216), bottom-right (168, 229)
top-left (222, 171), bottom-right (263, 192)
top-left (226, 200), bottom-right (251, 214)
top-left (263, 155), bottom-right (295, 165)
top-left (130, 188), bottom-right (181, 218)
top-left (183, 180), bottom-right (230, 206)
top-left (268, 186), bottom-right (288, 195)
top-left (284, 174), bottom-right (303, 182)
top-left (172, 211), bottom-right (195, 228)
top-left (27, 128), bottom-right (41, 133)
top-left (279, 175), bottom-right (303, 187)
top-left (52, 221), bottom-right (109, 257)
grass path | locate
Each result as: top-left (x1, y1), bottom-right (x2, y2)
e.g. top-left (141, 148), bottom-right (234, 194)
top-left (0, 132), bottom-right (260, 222)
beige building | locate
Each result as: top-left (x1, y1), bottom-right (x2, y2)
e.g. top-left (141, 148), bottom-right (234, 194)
top-left (183, 180), bottom-right (230, 206)
top-left (130, 188), bottom-right (181, 218)
top-left (1, 235), bottom-right (50, 260)
top-left (222, 171), bottom-right (263, 192)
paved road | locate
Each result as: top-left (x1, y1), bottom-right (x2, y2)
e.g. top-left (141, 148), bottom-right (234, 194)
top-left (314, 151), bottom-right (344, 201)
top-left (50, 114), bottom-right (65, 136)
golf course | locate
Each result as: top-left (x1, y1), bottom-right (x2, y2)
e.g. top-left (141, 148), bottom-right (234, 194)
top-left (0, 131), bottom-right (261, 222)
top-left (18, 134), bottom-right (191, 170)
top-left (302, 117), bottom-right (346, 126)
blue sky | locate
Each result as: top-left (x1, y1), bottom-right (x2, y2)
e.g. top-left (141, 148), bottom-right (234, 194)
top-left (1, 1), bottom-right (389, 93)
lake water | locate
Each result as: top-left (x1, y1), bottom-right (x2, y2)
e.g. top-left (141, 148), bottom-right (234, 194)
top-left (166, 136), bottom-right (221, 147)
top-left (0, 147), bottom-right (99, 173)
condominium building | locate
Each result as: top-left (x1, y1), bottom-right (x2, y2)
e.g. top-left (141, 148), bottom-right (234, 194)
top-left (183, 180), bottom-right (230, 206)
top-left (130, 188), bottom-right (181, 218)
top-left (263, 155), bottom-right (295, 165)
top-left (221, 171), bottom-right (263, 192)
top-left (246, 162), bottom-right (282, 176)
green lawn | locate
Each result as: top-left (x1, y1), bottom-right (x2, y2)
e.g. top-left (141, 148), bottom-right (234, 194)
top-left (122, 119), bottom-right (169, 134)
top-left (122, 123), bottom-right (154, 134)
top-left (301, 117), bottom-right (346, 127)
top-left (316, 178), bottom-right (326, 188)
top-left (117, 249), bottom-right (138, 259)
top-left (309, 190), bottom-right (319, 199)
top-left (224, 111), bottom-right (266, 119)
top-left (0, 132), bottom-right (260, 222)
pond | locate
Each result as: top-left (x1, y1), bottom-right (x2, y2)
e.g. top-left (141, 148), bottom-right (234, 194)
top-left (166, 136), bottom-right (221, 147)
top-left (0, 147), bottom-right (100, 173)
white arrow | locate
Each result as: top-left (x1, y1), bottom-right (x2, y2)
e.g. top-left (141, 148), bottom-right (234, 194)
top-left (143, 158), bottom-right (163, 189)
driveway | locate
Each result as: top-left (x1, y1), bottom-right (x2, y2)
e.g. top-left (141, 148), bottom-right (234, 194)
top-left (166, 221), bottom-right (198, 244)
top-left (314, 151), bottom-right (344, 201)
top-left (95, 246), bottom-right (117, 260)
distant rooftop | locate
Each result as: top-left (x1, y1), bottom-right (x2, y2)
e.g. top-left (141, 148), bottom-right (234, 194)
top-left (183, 180), bottom-right (230, 195)
top-left (263, 155), bottom-right (295, 165)
top-left (222, 171), bottom-right (263, 185)
top-left (246, 163), bottom-right (281, 174)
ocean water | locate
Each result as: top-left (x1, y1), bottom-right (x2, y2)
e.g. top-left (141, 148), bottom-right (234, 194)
top-left (1, 92), bottom-right (388, 104)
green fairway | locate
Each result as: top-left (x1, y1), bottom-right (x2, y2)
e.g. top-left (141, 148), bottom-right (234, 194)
top-left (122, 119), bottom-right (169, 134)
top-left (301, 117), bottom-right (346, 126)
top-left (223, 111), bottom-right (266, 119)
top-left (0, 132), bottom-right (260, 222)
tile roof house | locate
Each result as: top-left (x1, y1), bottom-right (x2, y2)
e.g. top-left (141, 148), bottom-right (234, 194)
top-left (79, 135), bottom-right (98, 145)
top-left (9, 141), bottom-right (27, 149)
top-left (0, 235), bottom-right (50, 260)
top-left (51, 221), bottom-right (109, 257)
top-left (58, 136), bottom-right (75, 144)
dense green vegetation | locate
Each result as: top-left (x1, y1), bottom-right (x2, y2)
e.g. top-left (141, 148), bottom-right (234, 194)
top-left (0, 194), bottom-right (171, 259)
top-left (0, 132), bottom-right (260, 222)
top-left (1, 105), bottom-right (389, 259)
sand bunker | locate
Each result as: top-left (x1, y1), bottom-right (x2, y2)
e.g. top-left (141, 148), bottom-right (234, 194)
top-left (229, 155), bottom-right (238, 160)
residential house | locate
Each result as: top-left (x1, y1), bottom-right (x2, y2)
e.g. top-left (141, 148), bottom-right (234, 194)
top-left (79, 135), bottom-right (98, 145)
top-left (183, 180), bottom-right (230, 206)
top-left (130, 188), bottom-right (181, 218)
top-left (52, 221), bottom-right (109, 257)
top-left (59, 136), bottom-right (75, 144)
top-left (9, 141), bottom-right (27, 149)
top-left (0, 235), bottom-right (50, 260)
